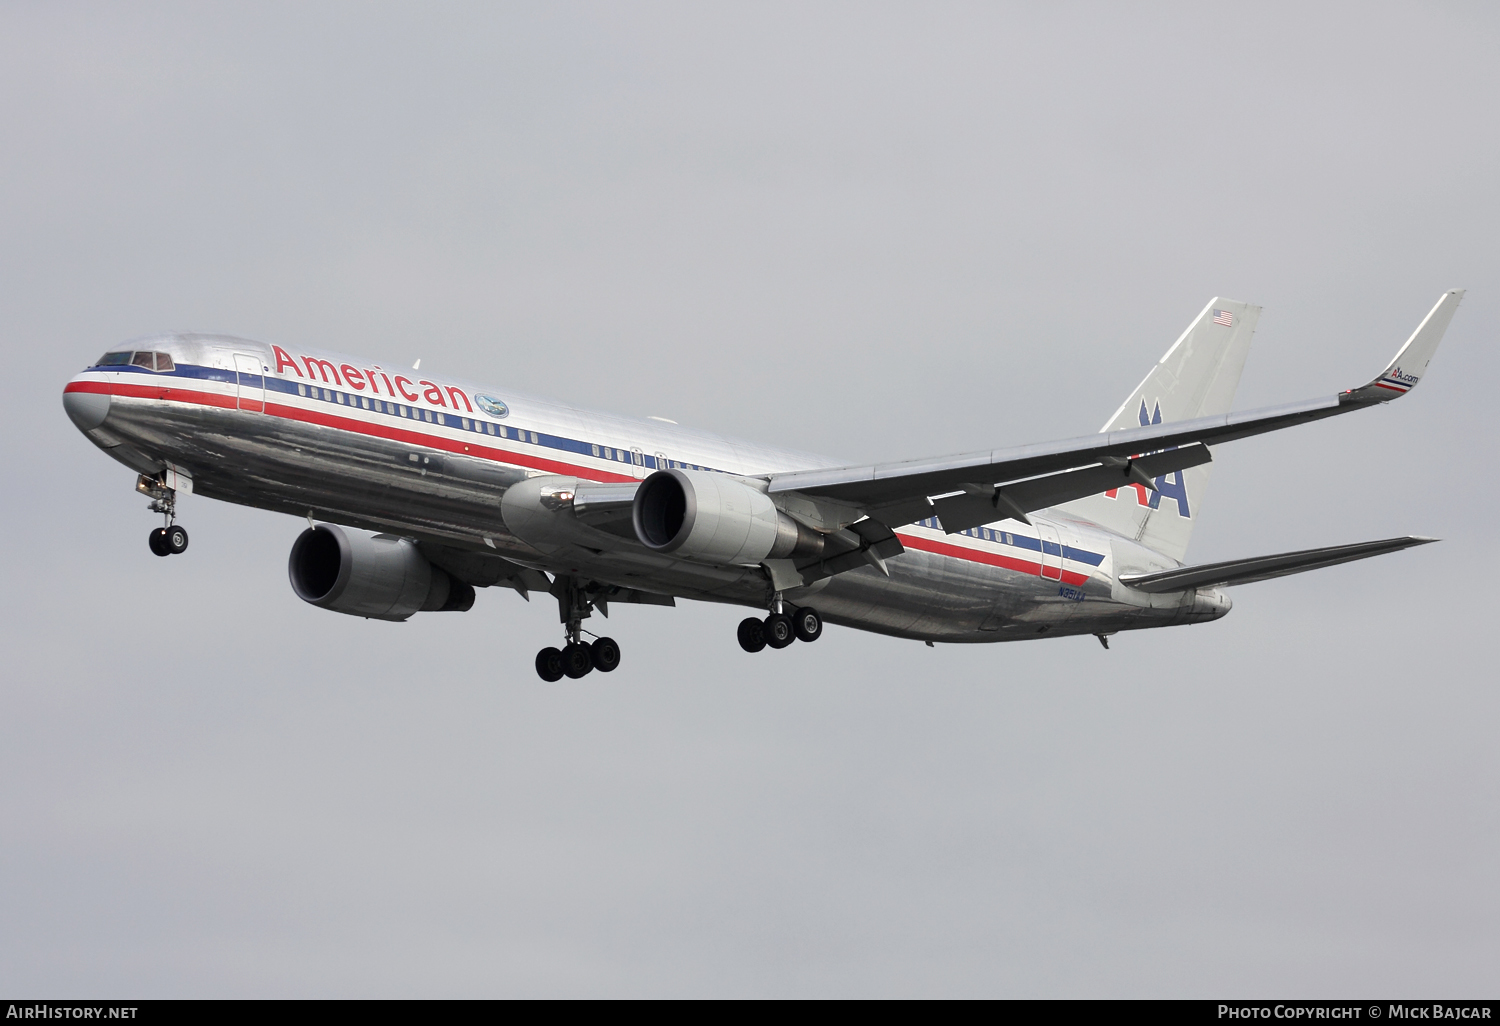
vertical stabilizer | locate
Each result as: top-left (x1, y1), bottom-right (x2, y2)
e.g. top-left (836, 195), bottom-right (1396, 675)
top-left (1057, 298), bottom-right (1260, 561)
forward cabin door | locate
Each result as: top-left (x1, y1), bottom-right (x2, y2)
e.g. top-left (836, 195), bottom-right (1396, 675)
top-left (234, 353), bottom-right (265, 413)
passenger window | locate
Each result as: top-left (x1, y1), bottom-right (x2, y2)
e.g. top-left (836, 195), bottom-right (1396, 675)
top-left (436, 413), bottom-right (445, 425)
top-left (97, 352), bottom-right (132, 366)
top-left (337, 393), bottom-right (345, 404)
top-left (530, 432), bottom-right (538, 444)
top-left (361, 397), bottom-right (370, 409)
top-left (132, 352), bottom-right (155, 369)
top-left (591, 444), bottom-right (600, 457)
top-left (154, 352), bottom-right (174, 371)
top-left (297, 384), bottom-right (307, 397)
top-left (399, 406), bottom-right (408, 418)
top-left (424, 410), bottom-right (433, 422)
top-left (489, 424), bottom-right (497, 436)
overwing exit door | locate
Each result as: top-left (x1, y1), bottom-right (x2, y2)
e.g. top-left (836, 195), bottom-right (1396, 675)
top-left (234, 354), bottom-right (264, 413)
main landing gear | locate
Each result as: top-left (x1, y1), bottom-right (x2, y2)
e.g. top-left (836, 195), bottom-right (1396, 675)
top-left (737, 604), bottom-right (822, 654)
top-left (138, 474), bottom-right (188, 558)
top-left (535, 576), bottom-right (622, 682)
top-left (534, 637), bottom-right (621, 682)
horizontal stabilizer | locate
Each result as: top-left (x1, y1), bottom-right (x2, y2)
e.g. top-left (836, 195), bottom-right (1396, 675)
top-left (1118, 535), bottom-right (1437, 593)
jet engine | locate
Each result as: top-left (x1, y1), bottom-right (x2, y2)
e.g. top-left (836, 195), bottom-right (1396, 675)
top-left (632, 468), bottom-right (823, 566)
top-left (288, 524), bottom-right (475, 621)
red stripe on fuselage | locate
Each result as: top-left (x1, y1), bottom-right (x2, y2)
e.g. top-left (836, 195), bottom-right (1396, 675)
top-left (67, 378), bottom-right (1097, 584)
top-left (896, 531), bottom-right (1092, 587)
top-left (65, 378), bottom-right (638, 483)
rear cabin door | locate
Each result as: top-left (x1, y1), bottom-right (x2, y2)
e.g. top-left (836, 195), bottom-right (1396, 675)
top-left (234, 353), bottom-right (265, 413)
top-left (1037, 521), bottom-right (1063, 582)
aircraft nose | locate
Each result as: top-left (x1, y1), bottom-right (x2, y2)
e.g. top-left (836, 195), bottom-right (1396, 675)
top-left (63, 387), bottom-right (111, 432)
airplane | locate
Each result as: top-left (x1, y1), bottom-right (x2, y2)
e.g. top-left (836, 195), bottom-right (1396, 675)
top-left (61, 290), bottom-right (1462, 681)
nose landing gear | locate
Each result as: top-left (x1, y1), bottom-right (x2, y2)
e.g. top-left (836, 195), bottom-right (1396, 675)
top-left (147, 524), bottom-right (189, 557)
top-left (138, 474), bottom-right (188, 557)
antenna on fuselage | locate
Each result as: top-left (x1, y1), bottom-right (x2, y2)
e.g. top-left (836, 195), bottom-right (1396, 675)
top-left (412, 359), bottom-right (421, 370)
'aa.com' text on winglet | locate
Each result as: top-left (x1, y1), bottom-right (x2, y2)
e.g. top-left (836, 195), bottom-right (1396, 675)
top-left (1342, 289), bottom-right (1464, 404)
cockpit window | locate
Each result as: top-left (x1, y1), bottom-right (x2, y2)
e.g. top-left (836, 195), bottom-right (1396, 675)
top-left (111, 351), bottom-right (175, 371)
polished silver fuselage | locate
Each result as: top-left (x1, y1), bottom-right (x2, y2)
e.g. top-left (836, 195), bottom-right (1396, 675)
top-left (63, 333), bottom-right (1229, 642)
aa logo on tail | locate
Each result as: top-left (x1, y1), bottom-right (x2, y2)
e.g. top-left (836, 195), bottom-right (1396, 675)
top-left (1103, 400), bottom-right (1192, 517)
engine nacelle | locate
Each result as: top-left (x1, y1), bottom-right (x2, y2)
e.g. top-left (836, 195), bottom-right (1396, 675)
top-left (288, 524), bottom-right (474, 621)
top-left (633, 468), bottom-right (823, 566)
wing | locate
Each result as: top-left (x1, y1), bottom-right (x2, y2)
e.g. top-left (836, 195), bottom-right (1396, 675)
top-left (767, 290), bottom-right (1463, 533)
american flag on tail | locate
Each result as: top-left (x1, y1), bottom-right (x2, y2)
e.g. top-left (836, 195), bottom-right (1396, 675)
top-left (1212, 309), bottom-right (1233, 326)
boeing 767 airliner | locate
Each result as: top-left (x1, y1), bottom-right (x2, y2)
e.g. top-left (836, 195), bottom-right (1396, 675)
top-left (62, 291), bottom-right (1461, 679)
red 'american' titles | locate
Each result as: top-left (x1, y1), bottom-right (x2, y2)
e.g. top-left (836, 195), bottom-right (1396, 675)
top-left (272, 344), bottom-right (473, 413)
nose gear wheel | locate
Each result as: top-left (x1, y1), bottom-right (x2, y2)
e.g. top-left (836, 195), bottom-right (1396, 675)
top-left (139, 473), bottom-right (189, 557)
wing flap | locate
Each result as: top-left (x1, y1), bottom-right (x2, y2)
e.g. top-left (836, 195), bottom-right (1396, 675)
top-left (1118, 536), bottom-right (1437, 593)
top-left (926, 443), bottom-right (1213, 534)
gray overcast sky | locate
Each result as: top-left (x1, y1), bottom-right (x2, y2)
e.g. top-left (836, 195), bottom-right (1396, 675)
top-left (2, 1), bottom-right (1496, 997)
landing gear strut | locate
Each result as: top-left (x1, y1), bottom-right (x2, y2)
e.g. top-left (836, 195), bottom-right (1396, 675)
top-left (138, 474), bottom-right (188, 557)
top-left (738, 596), bottom-right (823, 654)
top-left (535, 576), bottom-right (622, 681)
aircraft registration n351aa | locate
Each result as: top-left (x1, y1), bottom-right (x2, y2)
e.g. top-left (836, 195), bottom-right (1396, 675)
top-left (62, 290), bottom-right (1462, 680)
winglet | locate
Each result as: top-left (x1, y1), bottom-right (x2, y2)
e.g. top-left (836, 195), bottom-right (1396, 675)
top-left (1344, 289), bottom-right (1463, 403)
